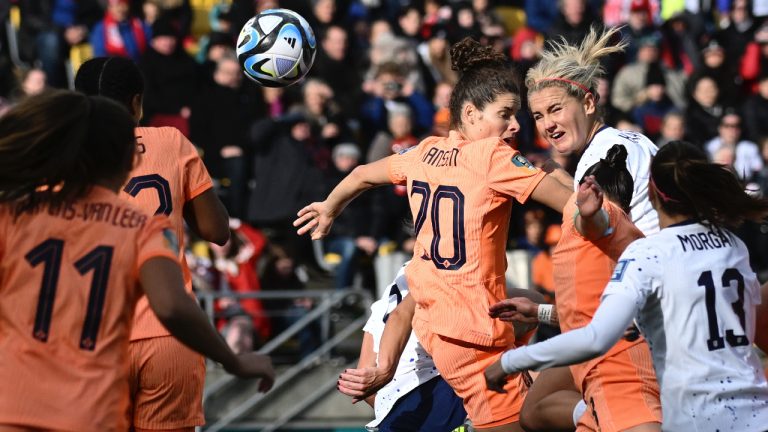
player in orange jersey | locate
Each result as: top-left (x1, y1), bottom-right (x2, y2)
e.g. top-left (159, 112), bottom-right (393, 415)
top-left (486, 145), bottom-right (662, 432)
top-left (0, 91), bottom-right (273, 432)
top-left (295, 38), bottom-right (573, 431)
top-left (74, 57), bottom-right (230, 432)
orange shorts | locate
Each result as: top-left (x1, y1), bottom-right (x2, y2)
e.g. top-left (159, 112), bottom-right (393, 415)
top-left (415, 323), bottom-right (528, 429)
top-left (574, 343), bottom-right (661, 432)
top-left (128, 336), bottom-right (206, 429)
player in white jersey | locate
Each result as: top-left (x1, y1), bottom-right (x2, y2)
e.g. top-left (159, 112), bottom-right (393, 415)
top-left (516, 25), bottom-right (659, 431)
top-left (527, 26), bottom-right (658, 235)
top-left (487, 140), bottom-right (768, 432)
top-left (352, 262), bottom-right (466, 431)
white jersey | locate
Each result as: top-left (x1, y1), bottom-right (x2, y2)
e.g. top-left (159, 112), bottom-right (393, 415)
top-left (575, 126), bottom-right (659, 235)
top-left (362, 263), bottom-right (441, 428)
top-left (604, 221), bottom-right (768, 431)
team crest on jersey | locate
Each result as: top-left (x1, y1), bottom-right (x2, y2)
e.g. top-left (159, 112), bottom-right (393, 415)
top-left (611, 258), bottom-right (634, 281)
top-left (511, 154), bottom-right (535, 170)
top-left (162, 229), bottom-right (179, 255)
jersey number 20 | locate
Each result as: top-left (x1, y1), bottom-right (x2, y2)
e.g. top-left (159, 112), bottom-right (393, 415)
top-left (698, 269), bottom-right (750, 351)
top-left (26, 238), bottom-right (113, 351)
top-left (411, 180), bottom-right (466, 270)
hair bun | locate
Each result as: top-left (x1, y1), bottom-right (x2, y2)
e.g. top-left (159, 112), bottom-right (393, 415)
top-left (450, 37), bottom-right (507, 74)
top-left (604, 144), bottom-right (628, 169)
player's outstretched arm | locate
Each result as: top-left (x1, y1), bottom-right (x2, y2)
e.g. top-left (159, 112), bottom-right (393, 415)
top-left (540, 158), bottom-right (575, 189)
top-left (338, 295), bottom-right (415, 403)
top-left (184, 188), bottom-right (230, 246)
top-left (140, 257), bottom-right (275, 391)
top-left (530, 174), bottom-right (573, 213)
top-left (354, 332), bottom-right (378, 407)
top-left (485, 292), bottom-right (636, 393)
top-left (294, 157), bottom-right (394, 240)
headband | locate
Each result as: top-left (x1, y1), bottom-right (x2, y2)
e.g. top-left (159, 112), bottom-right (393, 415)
top-left (535, 77), bottom-right (593, 96)
top-left (649, 176), bottom-right (679, 203)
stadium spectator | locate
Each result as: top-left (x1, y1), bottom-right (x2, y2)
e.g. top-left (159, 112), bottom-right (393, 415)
top-left (688, 37), bottom-right (742, 107)
top-left (739, 20), bottom-right (768, 93)
top-left (209, 220), bottom-right (271, 351)
top-left (632, 62), bottom-right (676, 140)
top-left (322, 143), bottom-right (376, 290)
top-left (294, 78), bottom-right (352, 171)
top-left (684, 74), bottom-right (724, 147)
top-left (742, 69), bottom-right (768, 140)
top-left (715, 0), bottom-right (757, 65)
top-left (90, 0), bottom-right (152, 62)
top-left (309, 25), bottom-right (363, 121)
top-left (611, 31), bottom-right (687, 114)
top-left (367, 104), bottom-right (419, 163)
top-left (416, 27), bottom-right (458, 99)
top-left (546, 0), bottom-right (597, 46)
top-left (260, 242), bottom-right (321, 359)
top-left (620, 0), bottom-right (661, 63)
top-left (705, 111), bottom-right (763, 180)
top-left (140, 17), bottom-right (200, 135)
top-left (190, 54), bottom-right (263, 219)
top-left (246, 109), bottom-right (324, 258)
top-left (17, 0), bottom-right (101, 88)
top-left (12, 67), bottom-right (48, 101)
top-left (360, 61), bottom-right (434, 142)
top-left (141, 0), bottom-right (193, 41)
top-left (658, 11), bottom-right (704, 74)
top-left (656, 110), bottom-right (687, 147)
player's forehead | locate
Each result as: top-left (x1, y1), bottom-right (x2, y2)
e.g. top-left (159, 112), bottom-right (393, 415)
top-left (488, 92), bottom-right (521, 111)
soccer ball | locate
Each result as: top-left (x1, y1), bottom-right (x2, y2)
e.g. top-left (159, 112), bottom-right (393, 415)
top-left (235, 8), bottom-right (317, 87)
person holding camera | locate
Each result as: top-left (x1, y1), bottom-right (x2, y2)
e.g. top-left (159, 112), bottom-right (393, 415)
top-left (360, 62), bottom-right (435, 146)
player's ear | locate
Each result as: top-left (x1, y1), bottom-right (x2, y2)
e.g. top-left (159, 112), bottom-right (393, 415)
top-left (462, 102), bottom-right (476, 125)
top-left (130, 94), bottom-right (143, 124)
top-left (583, 92), bottom-right (597, 117)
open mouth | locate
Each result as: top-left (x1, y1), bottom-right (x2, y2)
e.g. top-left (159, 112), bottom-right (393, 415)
top-left (549, 131), bottom-right (565, 141)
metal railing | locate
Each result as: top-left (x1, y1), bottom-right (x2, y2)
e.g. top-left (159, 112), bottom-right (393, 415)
top-left (197, 288), bottom-right (372, 431)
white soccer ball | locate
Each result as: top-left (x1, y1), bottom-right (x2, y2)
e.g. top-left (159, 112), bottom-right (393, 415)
top-left (235, 8), bottom-right (317, 87)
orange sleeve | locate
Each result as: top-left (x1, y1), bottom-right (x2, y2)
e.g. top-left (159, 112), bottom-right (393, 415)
top-left (387, 146), bottom-right (421, 185)
top-left (178, 131), bottom-right (214, 201)
top-left (135, 215), bottom-right (181, 278)
top-left (486, 141), bottom-right (547, 203)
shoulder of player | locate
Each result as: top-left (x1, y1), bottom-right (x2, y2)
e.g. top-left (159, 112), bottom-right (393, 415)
top-left (136, 126), bottom-right (191, 151)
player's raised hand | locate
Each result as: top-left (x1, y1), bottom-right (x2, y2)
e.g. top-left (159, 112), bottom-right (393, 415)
top-left (337, 366), bottom-right (394, 403)
top-left (576, 175), bottom-right (604, 217)
top-left (225, 352), bottom-right (276, 392)
top-left (294, 201), bottom-right (335, 240)
top-left (484, 359), bottom-right (510, 393)
top-left (489, 297), bottom-right (540, 324)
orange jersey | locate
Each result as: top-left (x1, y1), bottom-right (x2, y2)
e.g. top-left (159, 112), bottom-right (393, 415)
top-left (123, 127), bottom-right (213, 341)
top-left (388, 131), bottom-right (547, 347)
top-left (552, 194), bottom-right (644, 389)
top-left (0, 187), bottom-right (177, 431)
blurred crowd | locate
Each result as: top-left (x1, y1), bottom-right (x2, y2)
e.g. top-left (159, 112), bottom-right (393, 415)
top-left (4, 0), bottom-right (768, 354)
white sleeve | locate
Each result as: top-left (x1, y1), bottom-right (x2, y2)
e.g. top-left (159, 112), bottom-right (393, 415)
top-left (500, 291), bottom-right (638, 373)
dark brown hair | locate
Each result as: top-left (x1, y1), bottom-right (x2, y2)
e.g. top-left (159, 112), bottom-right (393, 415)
top-left (581, 144), bottom-right (634, 213)
top-left (0, 90), bottom-right (136, 213)
top-left (449, 37), bottom-right (519, 129)
top-left (651, 140), bottom-right (768, 229)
